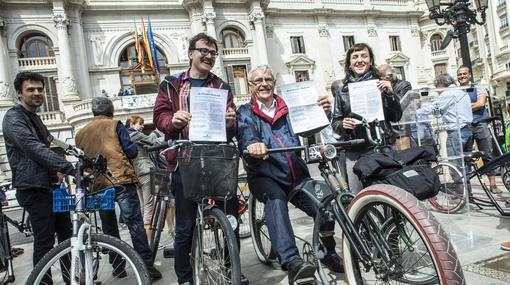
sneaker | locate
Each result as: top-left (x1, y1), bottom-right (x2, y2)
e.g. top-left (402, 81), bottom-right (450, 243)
top-left (11, 247), bottom-right (24, 258)
top-left (112, 268), bottom-right (127, 278)
top-left (147, 265), bottom-right (162, 280)
top-left (320, 252), bottom-right (344, 273)
top-left (501, 241), bottom-right (510, 251)
top-left (240, 273), bottom-right (250, 285)
top-left (490, 187), bottom-right (503, 194)
top-left (287, 257), bottom-right (315, 283)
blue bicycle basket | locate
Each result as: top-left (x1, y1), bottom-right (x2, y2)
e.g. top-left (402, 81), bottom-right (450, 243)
top-left (53, 186), bottom-right (116, 213)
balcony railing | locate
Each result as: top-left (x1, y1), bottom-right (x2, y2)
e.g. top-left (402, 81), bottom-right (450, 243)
top-left (39, 111), bottom-right (66, 124)
top-left (222, 48), bottom-right (249, 56)
top-left (498, 1), bottom-right (507, 10)
top-left (121, 93), bottom-right (157, 109)
top-left (501, 23), bottom-right (509, 30)
top-left (371, 0), bottom-right (408, 5)
top-left (18, 57), bottom-right (57, 71)
top-left (431, 50), bottom-right (447, 57)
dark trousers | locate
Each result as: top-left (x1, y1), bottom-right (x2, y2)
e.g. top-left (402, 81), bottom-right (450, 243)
top-left (16, 187), bottom-right (72, 266)
top-left (249, 177), bottom-right (336, 269)
top-left (172, 169), bottom-right (239, 284)
top-left (99, 183), bottom-right (152, 265)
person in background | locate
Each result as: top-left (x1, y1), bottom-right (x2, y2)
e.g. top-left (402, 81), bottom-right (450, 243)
top-left (75, 97), bottom-right (162, 280)
top-left (117, 88), bottom-right (123, 97)
top-left (457, 65), bottom-right (504, 194)
top-left (125, 115), bottom-right (159, 239)
top-left (331, 43), bottom-right (402, 193)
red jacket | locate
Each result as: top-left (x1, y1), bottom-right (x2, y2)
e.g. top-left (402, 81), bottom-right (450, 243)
top-left (153, 69), bottom-right (236, 171)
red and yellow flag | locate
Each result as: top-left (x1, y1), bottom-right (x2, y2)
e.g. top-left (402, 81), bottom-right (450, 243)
top-left (141, 18), bottom-right (155, 72)
top-left (134, 21), bottom-right (145, 73)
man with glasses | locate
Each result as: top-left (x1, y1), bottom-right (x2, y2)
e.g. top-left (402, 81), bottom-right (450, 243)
top-left (237, 64), bottom-right (343, 282)
top-left (153, 32), bottom-right (248, 285)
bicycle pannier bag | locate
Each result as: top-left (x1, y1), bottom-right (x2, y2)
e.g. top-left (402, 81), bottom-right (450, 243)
top-left (177, 144), bottom-right (239, 202)
top-left (353, 146), bottom-right (440, 200)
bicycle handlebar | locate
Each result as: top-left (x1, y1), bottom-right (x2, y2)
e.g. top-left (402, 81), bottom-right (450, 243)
top-left (145, 139), bottom-right (191, 152)
top-left (476, 116), bottom-right (502, 124)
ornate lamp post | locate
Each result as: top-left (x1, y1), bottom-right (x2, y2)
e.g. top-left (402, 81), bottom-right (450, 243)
top-left (425, 0), bottom-right (489, 70)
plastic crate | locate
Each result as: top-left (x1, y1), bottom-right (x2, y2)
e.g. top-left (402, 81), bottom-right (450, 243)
top-left (53, 187), bottom-right (116, 213)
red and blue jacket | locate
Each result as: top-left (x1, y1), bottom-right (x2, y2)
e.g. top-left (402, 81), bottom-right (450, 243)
top-left (236, 95), bottom-right (310, 191)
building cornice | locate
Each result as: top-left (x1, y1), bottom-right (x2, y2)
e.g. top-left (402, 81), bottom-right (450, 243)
top-left (264, 8), bottom-right (423, 17)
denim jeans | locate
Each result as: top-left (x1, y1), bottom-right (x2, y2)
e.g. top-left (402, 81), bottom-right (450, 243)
top-left (249, 176), bottom-right (336, 269)
top-left (99, 183), bottom-right (152, 265)
top-left (172, 169), bottom-right (239, 284)
top-left (447, 127), bottom-right (473, 174)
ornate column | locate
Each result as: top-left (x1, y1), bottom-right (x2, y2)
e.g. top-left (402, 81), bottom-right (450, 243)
top-left (250, 10), bottom-right (268, 65)
top-left (317, 16), bottom-right (335, 92)
top-left (0, 17), bottom-right (14, 107)
top-left (53, 11), bottom-right (80, 102)
top-left (183, 0), bottom-right (205, 35)
top-left (69, 6), bottom-right (93, 99)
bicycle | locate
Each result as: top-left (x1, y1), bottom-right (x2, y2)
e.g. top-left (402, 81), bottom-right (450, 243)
top-left (247, 121), bottom-right (464, 284)
top-left (26, 136), bottom-right (151, 285)
top-left (237, 172), bottom-right (251, 239)
top-left (147, 166), bottom-right (175, 263)
top-left (147, 139), bottom-right (241, 284)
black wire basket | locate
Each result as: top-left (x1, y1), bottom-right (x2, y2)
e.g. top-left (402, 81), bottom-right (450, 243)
top-left (177, 143), bottom-right (239, 202)
top-left (150, 168), bottom-right (171, 197)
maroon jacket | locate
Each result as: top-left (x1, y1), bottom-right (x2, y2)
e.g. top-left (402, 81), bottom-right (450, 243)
top-left (153, 69), bottom-right (236, 171)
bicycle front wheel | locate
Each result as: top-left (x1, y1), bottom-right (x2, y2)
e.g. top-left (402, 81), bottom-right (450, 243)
top-left (149, 196), bottom-right (167, 264)
top-left (26, 233), bottom-right (151, 285)
top-left (428, 162), bottom-right (466, 214)
top-left (343, 184), bottom-right (465, 285)
top-left (192, 207), bottom-right (241, 285)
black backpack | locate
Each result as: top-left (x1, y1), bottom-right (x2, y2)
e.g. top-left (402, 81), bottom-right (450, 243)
top-left (353, 146), bottom-right (440, 200)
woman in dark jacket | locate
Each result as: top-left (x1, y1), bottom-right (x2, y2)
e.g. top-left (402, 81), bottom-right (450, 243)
top-left (331, 43), bottom-right (402, 192)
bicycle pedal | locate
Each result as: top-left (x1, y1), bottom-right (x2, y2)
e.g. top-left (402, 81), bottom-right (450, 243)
top-left (291, 277), bottom-right (316, 285)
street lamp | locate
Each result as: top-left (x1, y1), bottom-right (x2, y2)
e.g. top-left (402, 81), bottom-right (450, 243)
top-left (425, 0), bottom-right (489, 70)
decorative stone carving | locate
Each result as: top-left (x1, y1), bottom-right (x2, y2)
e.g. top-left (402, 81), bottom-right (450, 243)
top-left (201, 12), bottom-right (216, 25)
top-left (53, 14), bottom-right (69, 30)
top-left (249, 11), bottom-right (264, 24)
top-left (318, 25), bottom-right (329, 37)
top-left (89, 35), bottom-right (105, 66)
top-left (411, 25), bottom-right (419, 37)
top-left (0, 81), bottom-right (11, 99)
top-left (367, 25), bottom-right (377, 37)
top-left (266, 24), bottom-right (274, 38)
top-left (171, 33), bottom-right (190, 61)
top-left (63, 77), bottom-right (77, 94)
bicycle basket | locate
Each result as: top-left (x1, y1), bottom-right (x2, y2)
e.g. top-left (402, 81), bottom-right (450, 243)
top-left (53, 187), bottom-right (116, 212)
top-left (150, 167), bottom-right (171, 197)
top-left (177, 144), bottom-right (239, 202)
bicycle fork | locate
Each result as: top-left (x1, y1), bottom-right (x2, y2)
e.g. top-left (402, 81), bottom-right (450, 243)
top-left (70, 213), bottom-right (94, 285)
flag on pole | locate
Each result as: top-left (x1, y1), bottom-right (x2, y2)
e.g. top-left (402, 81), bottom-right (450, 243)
top-left (141, 18), bottom-right (155, 72)
top-left (134, 20), bottom-right (145, 73)
top-left (147, 18), bottom-right (160, 73)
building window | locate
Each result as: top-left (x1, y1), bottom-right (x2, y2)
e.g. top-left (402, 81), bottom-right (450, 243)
top-left (434, 63), bottom-right (447, 77)
top-left (342, 36), bottom-right (355, 52)
top-left (290, 36), bottom-right (306, 54)
top-left (430, 34), bottom-right (443, 52)
top-left (394, 66), bottom-right (406, 81)
top-left (295, 71), bottom-right (309, 82)
top-left (118, 43), bottom-right (169, 95)
top-left (501, 14), bottom-right (509, 29)
top-left (38, 76), bottom-right (59, 112)
top-left (225, 64), bottom-right (250, 96)
top-left (389, 36), bottom-right (401, 52)
top-left (506, 62), bottom-right (510, 71)
top-left (18, 33), bottom-right (54, 58)
top-left (222, 29), bottom-right (244, 49)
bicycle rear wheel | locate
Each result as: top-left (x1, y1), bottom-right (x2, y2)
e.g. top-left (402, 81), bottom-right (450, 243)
top-left (343, 184), bottom-right (465, 285)
top-left (428, 162), bottom-right (466, 214)
top-left (192, 207), bottom-right (241, 285)
top-left (26, 233), bottom-right (151, 285)
top-left (238, 191), bottom-right (251, 238)
top-left (248, 195), bottom-right (275, 265)
top-left (501, 163), bottom-right (510, 191)
top-left (149, 196), bottom-right (167, 264)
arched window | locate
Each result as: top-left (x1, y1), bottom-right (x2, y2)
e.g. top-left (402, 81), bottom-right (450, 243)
top-left (430, 34), bottom-right (443, 52)
top-left (118, 43), bottom-right (169, 95)
top-left (221, 28), bottom-right (244, 49)
top-left (18, 33), bottom-right (54, 58)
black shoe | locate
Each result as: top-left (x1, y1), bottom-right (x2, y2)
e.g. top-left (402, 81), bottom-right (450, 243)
top-left (240, 273), bottom-right (250, 285)
top-left (287, 258), bottom-right (315, 283)
top-left (11, 247), bottom-right (24, 258)
top-left (163, 246), bottom-right (174, 258)
top-left (112, 268), bottom-right (127, 278)
top-left (147, 265), bottom-right (162, 280)
top-left (320, 252), bottom-right (344, 273)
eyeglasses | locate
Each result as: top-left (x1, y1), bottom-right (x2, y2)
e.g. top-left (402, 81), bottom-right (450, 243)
top-left (250, 77), bottom-right (275, 85)
top-left (191, 48), bottom-right (219, 57)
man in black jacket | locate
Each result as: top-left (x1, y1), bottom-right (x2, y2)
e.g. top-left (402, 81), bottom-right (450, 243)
top-left (2, 71), bottom-right (75, 269)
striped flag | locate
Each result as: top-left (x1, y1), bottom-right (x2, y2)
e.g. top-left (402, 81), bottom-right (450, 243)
top-left (134, 20), bottom-right (145, 73)
top-left (141, 18), bottom-right (155, 72)
top-left (147, 18), bottom-right (160, 73)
